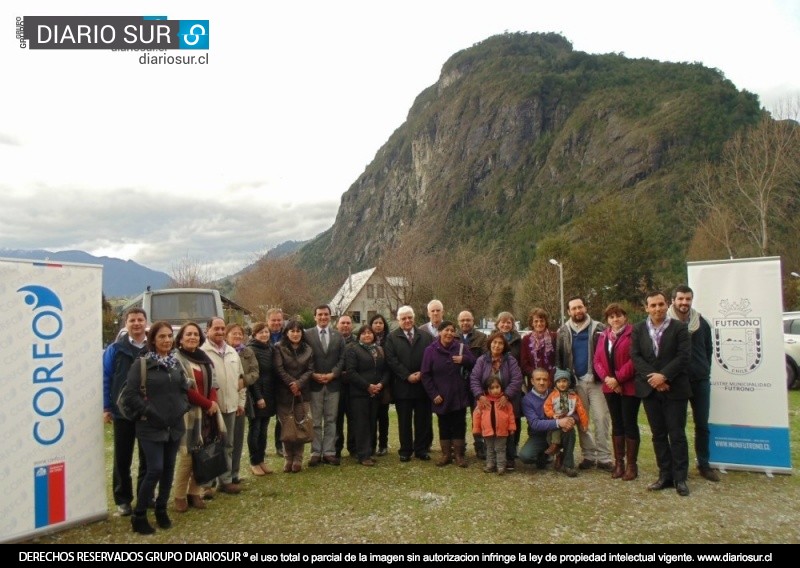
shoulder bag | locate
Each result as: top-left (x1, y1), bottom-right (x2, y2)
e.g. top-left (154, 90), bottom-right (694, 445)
top-left (190, 411), bottom-right (228, 484)
top-left (116, 358), bottom-right (147, 421)
top-left (279, 395), bottom-right (314, 444)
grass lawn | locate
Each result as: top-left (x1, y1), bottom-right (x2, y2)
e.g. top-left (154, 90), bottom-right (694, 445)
top-left (20, 391), bottom-right (800, 544)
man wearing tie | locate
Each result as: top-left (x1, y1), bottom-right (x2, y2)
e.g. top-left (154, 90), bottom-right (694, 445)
top-left (385, 305), bottom-right (434, 461)
top-left (306, 304), bottom-right (345, 466)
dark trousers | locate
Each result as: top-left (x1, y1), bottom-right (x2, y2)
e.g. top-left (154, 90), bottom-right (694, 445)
top-left (335, 385), bottom-right (355, 457)
top-left (395, 398), bottom-right (432, 458)
top-left (605, 392), bottom-right (641, 440)
top-left (274, 421), bottom-right (282, 453)
top-left (112, 418), bottom-right (146, 506)
top-left (519, 428), bottom-right (576, 468)
top-left (135, 437), bottom-right (180, 514)
top-left (247, 415), bottom-right (270, 465)
top-left (436, 408), bottom-right (467, 440)
top-left (689, 379), bottom-right (711, 467)
top-left (350, 395), bottom-right (378, 460)
top-left (642, 392), bottom-right (689, 482)
top-left (375, 402), bottom-right (389, 451)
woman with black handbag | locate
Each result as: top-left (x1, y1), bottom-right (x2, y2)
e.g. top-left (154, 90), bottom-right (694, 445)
top-left (120, 321), bottom-right (190, 535)
top-left (272, 318), bottom-right (315, 473)
top-left (173, 322), bottom-right (219, 513)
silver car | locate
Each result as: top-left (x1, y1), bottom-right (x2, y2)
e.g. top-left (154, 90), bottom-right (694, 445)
top-left (783, 312), bottom-right (800, 389)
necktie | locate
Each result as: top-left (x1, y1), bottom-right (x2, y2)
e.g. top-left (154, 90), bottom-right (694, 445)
top-left (406, 330), bottom-right (413, 343)
top-left (320, 328), bottom-right (328, 352)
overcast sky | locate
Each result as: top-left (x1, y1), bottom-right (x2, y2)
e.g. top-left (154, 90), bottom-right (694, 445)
top-left (2, 0), bottom-right (798, 277)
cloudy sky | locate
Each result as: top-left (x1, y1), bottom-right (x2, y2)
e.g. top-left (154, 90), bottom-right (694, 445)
top-left (2, 0), bottom-right (798, 277)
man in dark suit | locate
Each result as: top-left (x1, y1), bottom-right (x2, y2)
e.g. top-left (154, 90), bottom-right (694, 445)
top-left (385, 305), bottom-right (434, 461)
top-left (631, 290), bottom-right (692, 496)
top-left (306, 304), bottom-right (346, 466)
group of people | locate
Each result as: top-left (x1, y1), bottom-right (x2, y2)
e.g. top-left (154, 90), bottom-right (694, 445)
top-left (102, 286), bottom-right (719, 534)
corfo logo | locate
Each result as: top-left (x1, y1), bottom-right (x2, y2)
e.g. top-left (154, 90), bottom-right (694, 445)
top-left (712, 298), bottom-right (762, 375)
top-left (18, 16), bottom-right (210, 50)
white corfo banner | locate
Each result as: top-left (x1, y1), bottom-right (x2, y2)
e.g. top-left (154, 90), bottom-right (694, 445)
top-left (0, 257), bottom-right (106, 543)
top-left (688, 257), bottom-right (791, 474)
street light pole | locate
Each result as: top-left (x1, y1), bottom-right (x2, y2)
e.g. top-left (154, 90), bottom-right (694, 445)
top-left (549, 258), bottom-right (565, 326)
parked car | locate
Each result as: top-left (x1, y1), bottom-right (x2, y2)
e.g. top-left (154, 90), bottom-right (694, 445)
top-left (783, 312), bottom-right (800, 389)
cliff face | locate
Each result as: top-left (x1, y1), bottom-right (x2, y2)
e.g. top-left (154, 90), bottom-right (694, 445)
top-left (297, 32), bottom-right (760, 282)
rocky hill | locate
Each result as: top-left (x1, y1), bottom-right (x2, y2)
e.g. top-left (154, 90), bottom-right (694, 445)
top-left (295, 32), bottom-right (761, 294)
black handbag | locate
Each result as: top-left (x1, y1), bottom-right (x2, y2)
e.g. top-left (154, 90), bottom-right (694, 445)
top-left (279, 396), bottom-right (314, 444)
top-left (191, 412), bottom-right (228, 484)
top-left (116, 358), bottom-right (146, 421)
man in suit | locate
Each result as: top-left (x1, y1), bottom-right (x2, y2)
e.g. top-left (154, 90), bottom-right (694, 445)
top-left (385, 305), bottom-right (434, 461)
top-left (421, 299), bottom-right (444, 338)
top-left (334, 314), bottom-right (356, 459)
top-left (306, 304), bottom-right (346, 466)
top-left (630, 290), bottom-right (692, 496)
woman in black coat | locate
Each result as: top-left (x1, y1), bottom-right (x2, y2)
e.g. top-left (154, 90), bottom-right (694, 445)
top-left (121, 321), bottom-right (189, 535)
top-left (246, 321), bottom-right (276, 476)
top-left (345, 324), bottom-right (390, 466)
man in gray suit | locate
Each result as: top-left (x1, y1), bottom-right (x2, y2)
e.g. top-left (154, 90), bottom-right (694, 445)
top-left (306, 304), bottom-right (346, 466)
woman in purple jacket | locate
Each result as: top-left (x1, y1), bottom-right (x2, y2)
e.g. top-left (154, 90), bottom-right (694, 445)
top-left (421, 321), bottom-right (476, 467)
top-left (593, 303), bottom-right (639, 480)
top-left (469, 332), bottom-right (524, 470)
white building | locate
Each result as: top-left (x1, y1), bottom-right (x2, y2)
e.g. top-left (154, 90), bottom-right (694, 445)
top-left (329, 267), bottom-right (406, 325)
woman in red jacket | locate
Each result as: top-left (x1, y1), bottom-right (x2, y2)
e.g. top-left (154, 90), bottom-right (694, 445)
top-left (593, 303), bottom-right (640, 480)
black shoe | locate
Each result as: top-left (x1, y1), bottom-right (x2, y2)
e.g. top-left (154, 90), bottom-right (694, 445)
top-left (416, 453), bottom-right (431, 461)
top-left (116, 503), bottom-right (132, 517)
top-left (155, 509), bottom-right (172, 529)
top-left (131, 513), bottom-right (155, 535)
top-left (505, 460), bottom-right (515, 472)
top-left (399, 455), bottom-right (411, 462)
top-left (675, 481), bottom-right (690, 496)
top-left (577, 459), bottom-right (595, 470)
top-left (647, 477), bottom-right (674, 491)
top-left (376, 447), bottom-right (388, 456)
top-left (232, 477), bottom-right (241, 485)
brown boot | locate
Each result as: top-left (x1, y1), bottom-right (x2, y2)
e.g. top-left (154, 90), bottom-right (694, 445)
top-left (437, 440), bottom-right (453, 467)
top-left (188, 494), bottom-right (206, 509)
top-left (612, 436), bottom-right (625, 479)
top-left (622, 438), bottom-right (639, 481)
top-left (544, 443), bottom-right (561, 456)
top-left (453, 440), bottom-right (467, 468)
top-left (174, 497), bottom-right (188, 513)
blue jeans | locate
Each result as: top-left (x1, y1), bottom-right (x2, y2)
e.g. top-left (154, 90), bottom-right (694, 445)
top-left (135, 437), bottom-right (180, 514)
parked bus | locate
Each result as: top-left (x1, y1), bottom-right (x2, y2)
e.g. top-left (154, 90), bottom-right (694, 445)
top-left (120, 288), bottom-right (225, 333)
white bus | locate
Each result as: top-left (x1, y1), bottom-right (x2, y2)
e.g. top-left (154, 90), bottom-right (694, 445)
top-left (120, 288), bottom-right (225, 332)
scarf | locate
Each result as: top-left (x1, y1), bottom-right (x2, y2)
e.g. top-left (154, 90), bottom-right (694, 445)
top-left (567, 317), bottom-right (591, 334)
top-left (528, 330), bottom-right (555, 367)
top-left (667, 305), bottom-right (700, 334)
top-left (145, 350), bottom-right (178, 370)
top-left (360, 341), bottom-right (378, 359)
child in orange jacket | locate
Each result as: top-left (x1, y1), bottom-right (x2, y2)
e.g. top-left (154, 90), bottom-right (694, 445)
top-left (472, 376), bottom-right (517, 474)
top-left (544, 368), bottom-right (589, 476)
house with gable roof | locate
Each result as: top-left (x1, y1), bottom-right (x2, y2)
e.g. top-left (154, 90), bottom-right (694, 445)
top-left (329, 267), bottom-right (406, 325)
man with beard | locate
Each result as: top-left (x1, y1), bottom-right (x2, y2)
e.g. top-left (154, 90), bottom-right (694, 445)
top-left (668, 285), bottom-right (720, 482)
top-left (555, 296), bottom-right (610, 470)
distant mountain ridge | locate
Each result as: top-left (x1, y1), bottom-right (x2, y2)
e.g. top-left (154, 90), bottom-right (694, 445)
top-left (0, 248), bottom-right (171, 297)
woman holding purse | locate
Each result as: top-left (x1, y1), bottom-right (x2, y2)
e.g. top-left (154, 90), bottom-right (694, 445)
top-left (272, 318), bottom-right (315, 473)
top-left (173, 322), bottom-right (219, 513)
